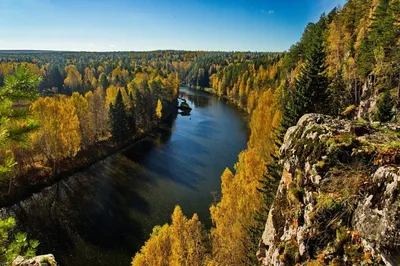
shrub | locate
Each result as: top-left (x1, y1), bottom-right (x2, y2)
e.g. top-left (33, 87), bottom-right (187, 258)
top-left (0, 217), bottom-right (38, 264)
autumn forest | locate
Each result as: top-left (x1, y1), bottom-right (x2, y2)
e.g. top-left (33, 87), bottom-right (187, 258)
top-left (0, 0), bottom-right (399, 265)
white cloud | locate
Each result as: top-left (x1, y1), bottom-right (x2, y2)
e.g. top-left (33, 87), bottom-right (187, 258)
top-left (261, 9), bottom-right (274, 15)
top-left (109, 44), bottom-right (116, 48)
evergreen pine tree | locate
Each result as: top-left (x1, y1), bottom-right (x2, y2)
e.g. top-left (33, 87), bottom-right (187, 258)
top-left (282, 16), bottom-right (329, 130)
top-left (0, 67), bottom-right (41, 183)
top-left (48, 66), bottom-right (63, 91)
top-left (245, 162), bottom-right (281, 265)
top-left (99, 73), bottom-right (109, 90)
top-left (245, 128), bottom-right (282, 265)
top-left (375, 89), bottom-right (393, 122)
top-left (109, 90), bottom-right (129, 142)
top-left (328, 70), bottom-right (347, 115)
top-left (127, 92), bottom-right (136, 135)
top-left (0, 73), bottom-right (4, 88)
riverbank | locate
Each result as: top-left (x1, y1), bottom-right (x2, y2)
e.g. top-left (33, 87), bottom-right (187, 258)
top-left (0, 87), bottom-right (249, 266)
top-left (187, 84), bottom-right (250, 121)
top-left (0, 101), bottom-right (178, 208)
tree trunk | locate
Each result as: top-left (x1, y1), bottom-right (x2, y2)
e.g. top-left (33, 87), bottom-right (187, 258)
top-left (354, 77), bottom-right (358, 104)
top-left (397, 73), bottom-right (400, 108)
top-left (7, 174), bottom-right (13, 195)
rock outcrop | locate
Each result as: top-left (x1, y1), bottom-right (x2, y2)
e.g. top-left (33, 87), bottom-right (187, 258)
top-left (258, 114), bottom-right (400, 266)
top-left (357, 80), bottom-right (378, 121)
top-left (12, 254), bottom-right (57, 266)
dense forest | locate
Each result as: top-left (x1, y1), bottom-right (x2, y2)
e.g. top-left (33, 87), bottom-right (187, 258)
top-left (0, 53), bottom-right (183, 192)
top-left (132, 0), bottom-right (399, 265)
top-left (0, 50), bottom-right (281, 187)
top-left (0, 50), bottom-right (277, 263)
top-left (0, 0), bottom-right (399, 264)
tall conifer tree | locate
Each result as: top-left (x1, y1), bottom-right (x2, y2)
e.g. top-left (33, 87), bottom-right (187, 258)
top-left (282, 15), bottom-right (329, 130)
top-left (109, 90), bottom-right (129, 142)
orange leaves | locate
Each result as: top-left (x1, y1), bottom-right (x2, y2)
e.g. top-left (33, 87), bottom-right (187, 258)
top-left (248, 89), bottom-right (281, 163)
top-left (374, 147), bottom-right (400, 166)
top-left (132, 206), bottom-right (208, 266)
top-left (209, 149), bottom-right (266, 265)
top-left (131, 224), bottom-right (171, 266)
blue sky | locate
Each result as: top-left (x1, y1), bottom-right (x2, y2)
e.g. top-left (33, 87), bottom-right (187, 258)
top-left (0, 0), bottom-right (346, 52)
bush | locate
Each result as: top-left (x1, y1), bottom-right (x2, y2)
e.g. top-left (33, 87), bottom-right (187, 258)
top-left (0, 217), bottom-right (38, 264)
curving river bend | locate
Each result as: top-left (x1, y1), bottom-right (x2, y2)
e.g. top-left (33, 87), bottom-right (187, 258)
top-left (0, 87), bottom-right (248, 266)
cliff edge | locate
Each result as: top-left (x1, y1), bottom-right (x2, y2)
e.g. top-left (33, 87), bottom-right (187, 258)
top-left (258, 114), bottom-right (400, 265)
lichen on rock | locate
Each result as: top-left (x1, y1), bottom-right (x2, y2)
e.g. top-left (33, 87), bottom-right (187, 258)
top-left (258, 114), bottom-right (400, 266)
top-left (12, 254), bottom-right (57, 266)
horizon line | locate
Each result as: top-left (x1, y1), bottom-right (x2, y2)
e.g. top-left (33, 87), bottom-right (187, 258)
top-left (0, 49), bottom-right (286, 54)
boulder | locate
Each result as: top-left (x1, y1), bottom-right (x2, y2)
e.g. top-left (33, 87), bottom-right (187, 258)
top-left (12, 254), bottom-right (57, 266)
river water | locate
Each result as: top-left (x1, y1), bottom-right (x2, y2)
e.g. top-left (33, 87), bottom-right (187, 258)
top-left (1, 87), bottom-right (248, 266)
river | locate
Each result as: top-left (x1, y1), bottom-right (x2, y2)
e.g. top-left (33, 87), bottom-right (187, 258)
top-left (0, 87), bottom-right (248, 266)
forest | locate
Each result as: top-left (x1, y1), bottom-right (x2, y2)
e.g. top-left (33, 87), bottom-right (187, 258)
top-left (0, 50), bottom-right (280, 191)
top-left (0, 53), bottom-right (182, 197)
top-left (0, 0), bottom-right (399, 264)
top-left (131, 0), bottom-right (399, 265)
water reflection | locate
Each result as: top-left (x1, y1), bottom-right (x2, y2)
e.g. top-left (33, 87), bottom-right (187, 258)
top-left (178, 111), bottom-right (191, 117)
top-left (180, 90), bottom-right (210, 108)
top-left (0, 87), bottom-right (248, 266)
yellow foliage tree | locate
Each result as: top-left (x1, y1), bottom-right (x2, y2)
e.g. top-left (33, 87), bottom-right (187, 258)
top-left (64, 65), bottom-right (82, 91)
top-left (169, 206), bottom-right (208, 266)
top-left (31, 96), bottom-right (81, 168)
top-left (131, 206), bottom-right (209, 266)
top-left (71, 92), bottom-right (94, 147)
top-left (238, 73), bottom-right (247, 106)
top-left (326, 16), bottom-right (348, 78)
top-left (105, 85), bottom-right (119, 108)
top-left (156, 99), bottom-right (163, 120)
top-left (174, 73), bottom-right (180, 98)
top-left (132, 224), bottom-right (171, 266)
top-left (248, 89), bottom-right (281, 163)
top-left (209, 149), bottom-right (266, 265)
top-left (84, 67), bottom-right (95, 82)
top-left (86, 87), bottom-right (109, 140)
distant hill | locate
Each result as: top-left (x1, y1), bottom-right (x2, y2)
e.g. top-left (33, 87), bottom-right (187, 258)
top-left (0, 50), bottom-right (61, 54)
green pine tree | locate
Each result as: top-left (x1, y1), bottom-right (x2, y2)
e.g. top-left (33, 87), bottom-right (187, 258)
top-left (245, 127), bottom-right (283, 265)
top-left (0, 67), bottom-right (40, 265)
top-left (99, 73), bottom-right (109, 90)
top-left (282, 16), bottom-right (329, 130)
top-left (375, 90), bottom-right (393, 122)
top-left (245, 161), bottom-right (281, 265)
top-left (109, 90), bottom-right (129, 142)
top-left (127, 91), bottom-right (136, 136)
top-left (0, 217), bottom-right (39, 264)
top-left (0, 67), bottom-right (41, 182)
top-left (328, 70), bottom-right (347, 115)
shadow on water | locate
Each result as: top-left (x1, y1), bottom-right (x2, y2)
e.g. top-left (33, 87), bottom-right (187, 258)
top-left (185, 93), bottom-right (210, 108)
top-left (0, 87), bottom-right (248, 266)
top-left (190, 119), bottom-right (221, 140)
top-left (178, 111), bottom-right (191, 116)
top-left (5, 164), bottom-right (149, 265)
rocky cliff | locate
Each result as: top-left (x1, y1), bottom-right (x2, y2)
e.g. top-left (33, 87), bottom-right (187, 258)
top-left (257, 114), bottom-right (400, 265)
